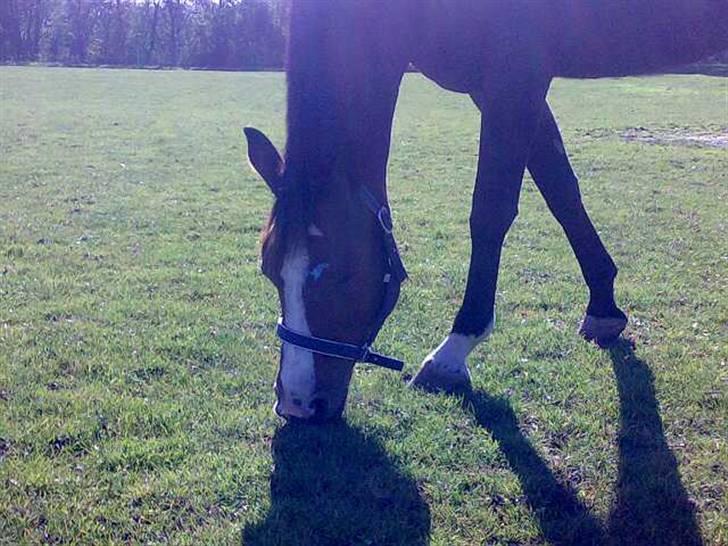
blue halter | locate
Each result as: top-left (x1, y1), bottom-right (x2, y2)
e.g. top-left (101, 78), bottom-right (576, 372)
top-left (275, 186), bottom-right (407, 372)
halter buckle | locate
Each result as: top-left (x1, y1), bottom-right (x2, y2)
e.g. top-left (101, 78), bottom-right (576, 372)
top-left (377, 207), bottom-right (394, 234)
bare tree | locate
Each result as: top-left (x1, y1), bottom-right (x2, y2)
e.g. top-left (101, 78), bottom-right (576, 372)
top-left (1, 0), bottom-right (287, 68)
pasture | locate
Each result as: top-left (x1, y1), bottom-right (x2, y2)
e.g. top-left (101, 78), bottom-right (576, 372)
top-left (1, 66), bottom-right (726, 545)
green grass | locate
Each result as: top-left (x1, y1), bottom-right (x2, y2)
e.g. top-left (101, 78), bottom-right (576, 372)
top-left (1, 66), bottom-right (727, 545)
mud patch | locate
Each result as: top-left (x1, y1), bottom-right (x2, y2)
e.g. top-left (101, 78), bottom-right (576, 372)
top-left (621, 127), bottom-right (728, 149)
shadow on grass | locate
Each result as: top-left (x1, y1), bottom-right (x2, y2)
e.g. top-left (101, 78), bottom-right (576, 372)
top-left (464, 391), bottom-right (605, 546)
top-left (606, 339), bottom-right (702, 546)
top-left (242, 422), bottom-right (430, 546)
top-left (463, 338), bottom-right (703, 545)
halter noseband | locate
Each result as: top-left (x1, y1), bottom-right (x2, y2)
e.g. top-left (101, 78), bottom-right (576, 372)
top-left (275, 186), bottom-right (408, 372)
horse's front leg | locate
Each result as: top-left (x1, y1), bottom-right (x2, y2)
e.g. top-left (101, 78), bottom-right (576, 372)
top-left (410, 80), bottom-right (550, 393)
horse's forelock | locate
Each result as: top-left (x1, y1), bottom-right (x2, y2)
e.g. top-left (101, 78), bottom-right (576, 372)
top-left (260, 188), bottom-right (311, 281)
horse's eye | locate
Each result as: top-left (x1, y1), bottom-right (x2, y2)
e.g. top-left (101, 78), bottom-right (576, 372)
top-left (308, 262), bottom-right (330, 282)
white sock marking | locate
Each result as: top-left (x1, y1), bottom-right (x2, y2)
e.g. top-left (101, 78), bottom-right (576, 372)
top-left (427, 312), bottom-right (495, 373)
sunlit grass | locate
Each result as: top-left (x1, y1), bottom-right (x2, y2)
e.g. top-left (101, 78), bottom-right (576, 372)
top-left (1, 66), bottom-right (726, 545)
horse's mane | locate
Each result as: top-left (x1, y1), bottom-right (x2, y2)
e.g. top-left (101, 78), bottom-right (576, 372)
top-left (285, 1), bottom-right (344, 184)
top-left (260, 1), bottom-right (354, 274)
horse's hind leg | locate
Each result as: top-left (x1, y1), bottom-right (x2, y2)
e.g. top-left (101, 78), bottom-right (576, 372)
top-left (527, 104), bottom-right (627, 345)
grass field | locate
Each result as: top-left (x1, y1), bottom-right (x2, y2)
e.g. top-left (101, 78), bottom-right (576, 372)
top-left (1, 66), bottom-right (727, 545)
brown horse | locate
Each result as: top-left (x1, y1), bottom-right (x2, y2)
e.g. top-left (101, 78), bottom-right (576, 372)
top-left (245, 1), bottom-right (728, 422)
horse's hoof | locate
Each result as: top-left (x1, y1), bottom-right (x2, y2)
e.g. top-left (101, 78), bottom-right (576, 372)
top-left (408, 358), bottom-right (472, 395)
top-left (578, 314), bottom-right (628, 348)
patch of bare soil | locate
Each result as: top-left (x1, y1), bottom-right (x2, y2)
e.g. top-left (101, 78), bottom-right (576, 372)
top-left (621, 127), bottom-right (728, 149)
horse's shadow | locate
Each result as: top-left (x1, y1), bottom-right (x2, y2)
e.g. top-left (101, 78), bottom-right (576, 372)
top-left (464, 392), bottom-right (605, 545)
top-left (245, 340), bottom-right (701, 545)
top-left (242, 421), bottom-right (431, 546)
top-left (606, 339), bottom-right (702, 545)
top-left (464, 338), bottom-right (703, 545)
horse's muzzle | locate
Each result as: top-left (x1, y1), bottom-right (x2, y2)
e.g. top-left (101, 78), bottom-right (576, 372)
top-left (274, 388), bottom-right (346, 423)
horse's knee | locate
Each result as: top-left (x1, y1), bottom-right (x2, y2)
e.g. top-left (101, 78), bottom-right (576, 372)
top-left (541, 180), bottom-right (589, 228)
top-left (550, 197), bottom-right (585, 226)
top-left (470, 205), bottom-right (518, 242)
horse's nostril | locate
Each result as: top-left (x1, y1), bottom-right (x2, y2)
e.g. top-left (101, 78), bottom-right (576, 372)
top-left (310, 398), bottom-right (328, 417)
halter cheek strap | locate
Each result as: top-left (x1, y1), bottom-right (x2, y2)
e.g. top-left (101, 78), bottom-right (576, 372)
top-left (275, 186), bottom-right (408, 372)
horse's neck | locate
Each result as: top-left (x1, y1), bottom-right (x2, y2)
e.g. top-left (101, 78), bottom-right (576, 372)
top-left (285, 1), bottom-right (408, 193)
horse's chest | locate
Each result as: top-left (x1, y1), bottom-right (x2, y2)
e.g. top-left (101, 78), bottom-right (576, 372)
top-left (407, 1), bottom-right (520, 94)
top-left (410, 28), bottom-right (486, 94)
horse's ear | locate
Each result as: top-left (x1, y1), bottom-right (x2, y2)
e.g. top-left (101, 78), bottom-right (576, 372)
top-left (244, 127), bottom-right (284, 197)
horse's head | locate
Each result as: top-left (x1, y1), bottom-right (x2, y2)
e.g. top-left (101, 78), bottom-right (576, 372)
top-left (245, 128), bottom-right (401, 422)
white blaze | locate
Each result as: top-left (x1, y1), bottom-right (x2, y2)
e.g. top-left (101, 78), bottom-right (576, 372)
top-left (278, 243), bottom-right (316, 417)
top-left (307, 224), bottom-right (324, 237)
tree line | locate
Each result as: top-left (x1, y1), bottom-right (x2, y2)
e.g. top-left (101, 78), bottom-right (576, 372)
top-left (0, 0), bottom-right (286, 69)
top-left (2, 1), bottom-right (726, 71)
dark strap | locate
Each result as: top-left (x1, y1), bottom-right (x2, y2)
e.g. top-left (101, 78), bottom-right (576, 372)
top-left (359, 187), bottom-right (408, 284)
top-left (277, 320), bottom-right (404, 371)
top-left (358, 186), bottom-right (407, 350)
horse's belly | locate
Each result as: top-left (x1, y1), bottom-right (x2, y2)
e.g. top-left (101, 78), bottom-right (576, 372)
top-left (410, 0), bottom-right (728, 83)
top-left (551, 1), bottom-right (728, 77)
top-left (409, 1), bottom-right (552, 91)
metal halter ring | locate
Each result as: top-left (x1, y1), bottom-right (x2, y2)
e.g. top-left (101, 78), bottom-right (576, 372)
top-left (377, 207), bottom-right (394, 234)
